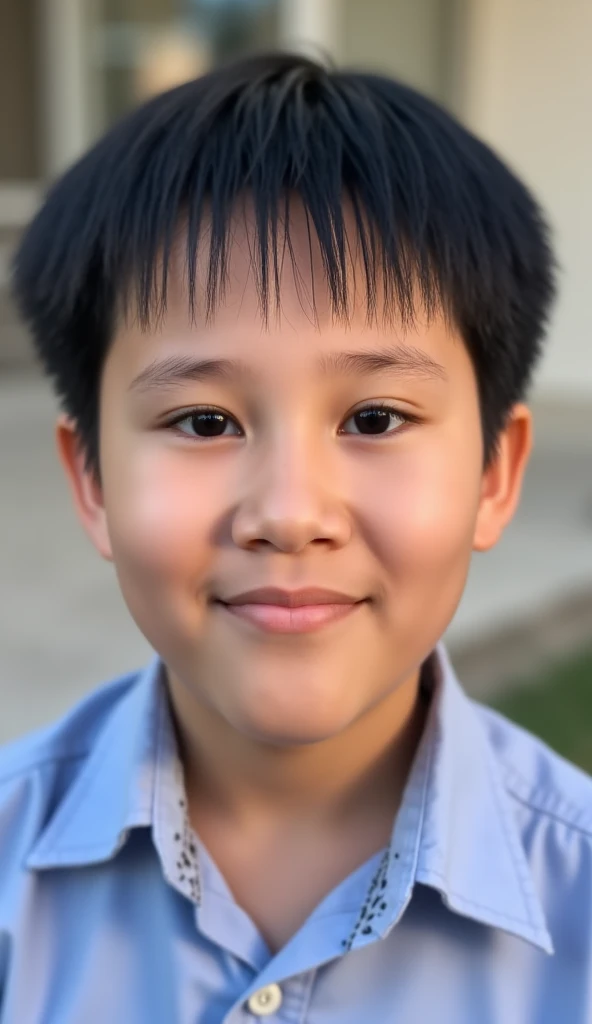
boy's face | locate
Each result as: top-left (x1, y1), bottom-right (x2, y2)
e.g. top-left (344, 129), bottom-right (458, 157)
top-left (58, 208), bottom-right (532, 745)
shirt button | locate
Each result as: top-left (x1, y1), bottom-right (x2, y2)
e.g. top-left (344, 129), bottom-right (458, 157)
top-left (247, 983), bottom-right (283, 1016)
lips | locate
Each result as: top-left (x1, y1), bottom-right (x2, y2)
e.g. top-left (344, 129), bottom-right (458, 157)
top-left (216, 587), bottom-right (366, 634)
top-left (222, 587), bottom-right (361, 607)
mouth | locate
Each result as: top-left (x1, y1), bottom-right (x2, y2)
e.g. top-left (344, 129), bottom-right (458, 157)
top-left (214, 587), bottom-right (368, 635)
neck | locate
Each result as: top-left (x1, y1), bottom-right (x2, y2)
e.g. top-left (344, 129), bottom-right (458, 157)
top-left (166, 664), bottom-right (431, 834)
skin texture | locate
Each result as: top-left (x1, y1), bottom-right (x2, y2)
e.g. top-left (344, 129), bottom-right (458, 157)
top-left (56, 208), bottom-right (533, 950)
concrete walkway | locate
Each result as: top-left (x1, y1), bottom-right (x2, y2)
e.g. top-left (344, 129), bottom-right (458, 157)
top-left (1, 371), bottom-right (591, 742)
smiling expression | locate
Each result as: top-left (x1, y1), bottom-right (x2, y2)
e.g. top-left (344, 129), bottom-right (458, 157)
top-left (59, 206), bottom-right (531, 746)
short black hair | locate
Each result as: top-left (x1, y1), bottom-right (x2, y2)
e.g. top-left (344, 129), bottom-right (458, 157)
top-left (12, 51), bottom-right (556, 477)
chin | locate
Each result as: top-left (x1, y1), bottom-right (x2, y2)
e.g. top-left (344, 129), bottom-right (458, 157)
top-left (230, 699), bottom-right (354, 747)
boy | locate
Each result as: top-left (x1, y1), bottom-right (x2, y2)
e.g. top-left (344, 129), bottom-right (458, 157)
top-left (1, 51), bottom-right (591, 1023)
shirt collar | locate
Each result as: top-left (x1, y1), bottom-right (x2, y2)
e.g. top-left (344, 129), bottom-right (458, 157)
top-left (151, 675), bottom-right (203, 906)
top-left (26, 646), bottom-right (553, 954)
top-left (392, 645), bottom-right (552, 954)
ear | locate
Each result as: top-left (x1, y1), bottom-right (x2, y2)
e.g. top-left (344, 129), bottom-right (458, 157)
top-left (55, 414), bottom-right (113, 561)
top-left (473, 404), bottom-right (533, 553)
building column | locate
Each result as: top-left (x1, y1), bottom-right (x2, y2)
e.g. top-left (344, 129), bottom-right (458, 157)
top-left (278, 0), bottom-right (342, 61)
top-left (39, 0), bottom-right (91, 179)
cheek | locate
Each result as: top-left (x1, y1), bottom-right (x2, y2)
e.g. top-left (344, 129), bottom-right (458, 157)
top-left (364, 438), bottom-right (483, 576)
top-left (101, 445), bottom-right (223, 581)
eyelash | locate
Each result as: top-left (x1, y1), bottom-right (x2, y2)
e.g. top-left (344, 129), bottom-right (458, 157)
top-left (163, 402), bottom-right (417, 441)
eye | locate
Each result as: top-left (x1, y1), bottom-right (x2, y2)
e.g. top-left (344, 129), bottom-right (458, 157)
top-left (166, 407), bottom-right (243, 440)
top-left (340, 404), bottom-right (410, 437)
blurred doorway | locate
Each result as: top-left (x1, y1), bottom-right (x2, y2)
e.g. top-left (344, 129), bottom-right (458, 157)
top-left (91, 0), bottom-right (281, 131)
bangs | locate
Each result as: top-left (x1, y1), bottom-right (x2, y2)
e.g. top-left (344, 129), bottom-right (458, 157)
top-left (120, 188), bottom-right (441, 335)
top-left (12, 52), bottom-right (555, 475)
top-left (34, 56), bottom-right (476, 335)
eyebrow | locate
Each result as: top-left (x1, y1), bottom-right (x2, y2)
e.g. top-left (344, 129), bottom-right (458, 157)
top-left (128, 344), bottom-right (447, 394)
top-left (318, 345), bottom-right (447, 381)
top-left (128, 355), bottom-right (256, 393)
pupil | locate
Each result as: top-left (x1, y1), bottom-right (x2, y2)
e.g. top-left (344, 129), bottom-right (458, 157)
top-left (193, 412), bottom-right (226, 437)
top-left (355, 408), bottom-right (391, 434)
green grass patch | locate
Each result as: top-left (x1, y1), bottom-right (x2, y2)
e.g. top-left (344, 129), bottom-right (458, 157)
top-left (491, 647), bottom-right (592, 774)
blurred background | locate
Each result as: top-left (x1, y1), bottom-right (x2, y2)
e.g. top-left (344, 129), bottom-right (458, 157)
top-left (1, 0), bottom-right (591, 760)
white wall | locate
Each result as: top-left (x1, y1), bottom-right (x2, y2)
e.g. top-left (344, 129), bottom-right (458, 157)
top-left (462, 0), bottom-right (592, 398)
top-left (341, 0), bottom-right (451, 104)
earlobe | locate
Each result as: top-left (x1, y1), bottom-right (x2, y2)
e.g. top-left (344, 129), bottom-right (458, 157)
top-left (55, 415), bottom-right (114, 561)
top-left (473, 405), bottom-right (533, 553)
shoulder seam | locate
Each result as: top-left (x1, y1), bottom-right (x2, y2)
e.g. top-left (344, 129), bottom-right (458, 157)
top-left (0, 750), bottom-right (90, 788)
top-left (502, 761), bottom-right (592, 840)
top-left (475, 702), bottom-right (592, 838)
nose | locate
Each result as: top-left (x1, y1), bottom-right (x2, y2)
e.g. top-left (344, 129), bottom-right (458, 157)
top-left (231, 435), bottom-right (352, 554)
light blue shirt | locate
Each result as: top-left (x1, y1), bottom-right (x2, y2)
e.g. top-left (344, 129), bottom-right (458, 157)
top-left (1, 644), bottom-right (592, 1023)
